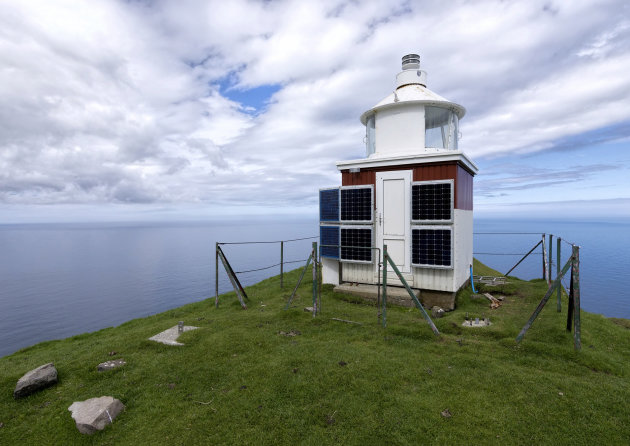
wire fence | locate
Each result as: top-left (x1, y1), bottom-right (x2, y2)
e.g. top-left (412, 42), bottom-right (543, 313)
top-left (217, 230), bottom-right (575, 290)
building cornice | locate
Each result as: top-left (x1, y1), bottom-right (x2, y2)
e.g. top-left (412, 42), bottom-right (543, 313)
top-left (336, 151), bottom-right (479, 175)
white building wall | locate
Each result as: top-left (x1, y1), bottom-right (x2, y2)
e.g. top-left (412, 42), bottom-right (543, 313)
top-left (341, 262), bottom-right (374, 284)
top-left (326, 188), bottom-right (475, 294)
top-left (411, 266), bottom-right (454, 292)
top-left (375, 104), bottom-right (425, 156)
top-left (453, 208), bottom-right (474, 290)
top-left (321, 257), bottom-right (339, 285)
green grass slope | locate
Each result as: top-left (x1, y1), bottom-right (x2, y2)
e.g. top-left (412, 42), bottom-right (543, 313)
top-left (1, 263), bottom-right (629, 445)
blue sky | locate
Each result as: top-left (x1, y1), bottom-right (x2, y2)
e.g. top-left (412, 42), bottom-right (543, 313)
top-left (0, 0), bottom-right (629, 223)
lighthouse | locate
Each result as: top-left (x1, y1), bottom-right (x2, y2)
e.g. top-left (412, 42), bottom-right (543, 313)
top-left (319, 54), bottom-right (478, 310)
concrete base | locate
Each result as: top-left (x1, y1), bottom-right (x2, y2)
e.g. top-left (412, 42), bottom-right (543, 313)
top-left (333, 283), bottom-right (456, 310)
top-left (148, 325), bottom-right (199, 346)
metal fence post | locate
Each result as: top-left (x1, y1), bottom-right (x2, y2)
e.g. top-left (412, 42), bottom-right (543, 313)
top-left (280, 241), bottom-right (284, 289)
top-left (548, 234), bottom-right (553, 287)
top-left (312, 242), bottom-right (317, 317)
top-left (556, 237), bottom-right (561, 312)
top-left (382, 244), bottom-right (388, 328)
top-left (215, 242), bottom-right (219, 308)
top-left (541, 233), bottom-right (547, 282)
top-left (572, 245), bottom-right (581, 351)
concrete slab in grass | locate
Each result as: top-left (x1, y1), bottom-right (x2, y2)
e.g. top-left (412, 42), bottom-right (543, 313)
top-left (148, 325), bottom-right (199, 346)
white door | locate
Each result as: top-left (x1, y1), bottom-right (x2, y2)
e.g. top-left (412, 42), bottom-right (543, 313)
top-left (376, 170), bottom-right (411, 273)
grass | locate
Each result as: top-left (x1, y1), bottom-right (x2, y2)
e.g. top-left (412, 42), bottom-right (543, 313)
top-left (1, 262), bottom-right (630, 445)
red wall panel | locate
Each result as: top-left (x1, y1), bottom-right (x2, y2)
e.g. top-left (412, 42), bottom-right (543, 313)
top-left (340, 161), bottom-right (474, 210)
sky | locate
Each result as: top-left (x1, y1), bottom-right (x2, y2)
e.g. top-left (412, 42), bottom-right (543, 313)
top-left (1, 0), bottom-right (629, 223)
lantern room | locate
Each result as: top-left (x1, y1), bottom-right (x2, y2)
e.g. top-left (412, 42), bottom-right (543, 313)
top-left (319, 54), bottom-right (478, 310)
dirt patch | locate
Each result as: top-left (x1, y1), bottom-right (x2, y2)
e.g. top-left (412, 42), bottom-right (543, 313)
top-left (609, 318), bottom-right (630, 329)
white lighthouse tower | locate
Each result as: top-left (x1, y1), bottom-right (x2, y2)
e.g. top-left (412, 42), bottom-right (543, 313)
top-left (319, 54), bottom-right (478, 310)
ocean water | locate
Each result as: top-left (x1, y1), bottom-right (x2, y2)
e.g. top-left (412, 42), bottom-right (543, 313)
top-left (0, 218), bottom-right (628, 357)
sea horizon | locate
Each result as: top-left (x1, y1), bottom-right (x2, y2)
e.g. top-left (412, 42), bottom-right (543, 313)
top-left (1, 216), bottom-right (628, 358)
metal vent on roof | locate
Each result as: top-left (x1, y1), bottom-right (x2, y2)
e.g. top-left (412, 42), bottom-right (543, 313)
top-left (402, 54), bottom-right (420, 70)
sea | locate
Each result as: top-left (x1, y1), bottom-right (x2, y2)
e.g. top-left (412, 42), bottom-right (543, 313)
top-left (0, 217), bottom-right (628, 358)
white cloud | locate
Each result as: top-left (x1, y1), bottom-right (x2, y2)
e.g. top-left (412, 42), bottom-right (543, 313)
top-left (0, 0), bottom-right (629, 221)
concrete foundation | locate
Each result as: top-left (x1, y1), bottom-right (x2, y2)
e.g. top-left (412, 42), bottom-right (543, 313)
top-left (333, 283), bottom-right (456, 310)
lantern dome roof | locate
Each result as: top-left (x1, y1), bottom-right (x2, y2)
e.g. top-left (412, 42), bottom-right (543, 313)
top-left (360, 55), bottom-right (466, 125)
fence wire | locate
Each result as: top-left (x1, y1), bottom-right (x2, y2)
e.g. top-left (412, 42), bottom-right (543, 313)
top-left (219, 236), bottom-right (318, 245)
top-left (235, 258), bottom-right (309, 274)
top-left (474, 252), bottom-right (543, 256)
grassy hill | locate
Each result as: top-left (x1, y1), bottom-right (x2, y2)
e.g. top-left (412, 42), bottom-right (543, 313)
top-left (1, 261), bottom-right (629, 445)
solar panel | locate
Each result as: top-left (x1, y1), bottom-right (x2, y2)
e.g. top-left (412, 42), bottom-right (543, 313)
top-left (411, 181), bottom-right (453, 222)
top-left (319, 188), bottom-right (340, 222)
top-left (340, 226), bottom-right (372, 263)
top-left (411, 227), bottom-right (452, 268)
top-left (319, 225), bottom-right (340, 259)
top-left (340, 186), bottom-right (373, 223)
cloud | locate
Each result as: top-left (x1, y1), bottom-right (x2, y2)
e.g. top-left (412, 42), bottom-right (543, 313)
top-left (475, 163), bottom-right (621, 197)
top-left (0, 0), bottom-right (629, 221)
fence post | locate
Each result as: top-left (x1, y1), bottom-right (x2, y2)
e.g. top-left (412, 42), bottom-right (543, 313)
top-left (541, 233), bottom-right (547, 281)
top-left (548, 234), bottom-right (553, 287)
top-left (572, 245), bottom-right (581, 351)
top-left (382, 244), bottom-right (388, 328)
top-left (312, 242), bottom-right (317, 317)
top-left (280, 241), bottom-right (284, 289)
top-left (215, 242), bottom-right (219, 308)
top-left (556, 237), bottom-right (561, 312)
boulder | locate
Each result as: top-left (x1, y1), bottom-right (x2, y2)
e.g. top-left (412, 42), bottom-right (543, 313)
top-left (14, 363), bottom-right (58, 399)
top-left (431, 306), bottom-right (445, 319)
top-left (68, 396), bottom-right (124, 435)
top-left (97, 359), bottom-right (126, 372)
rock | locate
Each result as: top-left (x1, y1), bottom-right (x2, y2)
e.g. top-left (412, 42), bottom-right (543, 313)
top-left (431, 306), bottom-right (445, 318)
top-left (68, 396), bottom-right (124, 435)
top-left (14, 363), bottom-right (58, 399)
top-left (97, 359), bottom-right (126, 372)
top-left (441, 408), bottom-right (452, 418)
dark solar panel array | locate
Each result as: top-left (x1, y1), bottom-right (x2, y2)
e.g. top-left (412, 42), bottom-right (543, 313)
top-left (411, 182), bottom-right (452, 221)
top-left (340, 227), bottom-right (372, 262)
top-left (412, 228), bottom-right (452, 267)
top-left (340, 187), bottom-right (372, 222)
top-left (320, 226), bottom-right (340, 259)
top-left (319, 189), bottom-right (339, 222)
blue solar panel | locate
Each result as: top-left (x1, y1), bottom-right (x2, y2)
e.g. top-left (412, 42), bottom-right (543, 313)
top-left (320, 226), bottom-right (340, 259)
top-left (340, 186), bottom-right (373, 222)
top-left (412, 227), bottom-right (452, 267)
top-left (341, 227), bottom-right (372, 263)
top-left (319, 188), bottom-right (339, 222)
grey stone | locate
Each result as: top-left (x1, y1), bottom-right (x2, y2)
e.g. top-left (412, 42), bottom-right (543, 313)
top-left (431, 306), bottom-right (445, 318)
top-left (97, 359), bottom-right (126, 372)
top-left (68, 396), bottom-right (124, 435)
top-left (14, 363), bottom-right (58, 399)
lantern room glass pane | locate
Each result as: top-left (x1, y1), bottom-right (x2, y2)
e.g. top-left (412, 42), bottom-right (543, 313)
top-left (366, 115), bottom-right (375, 156)
top-left (425, 106), bottom-right (458, 149)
